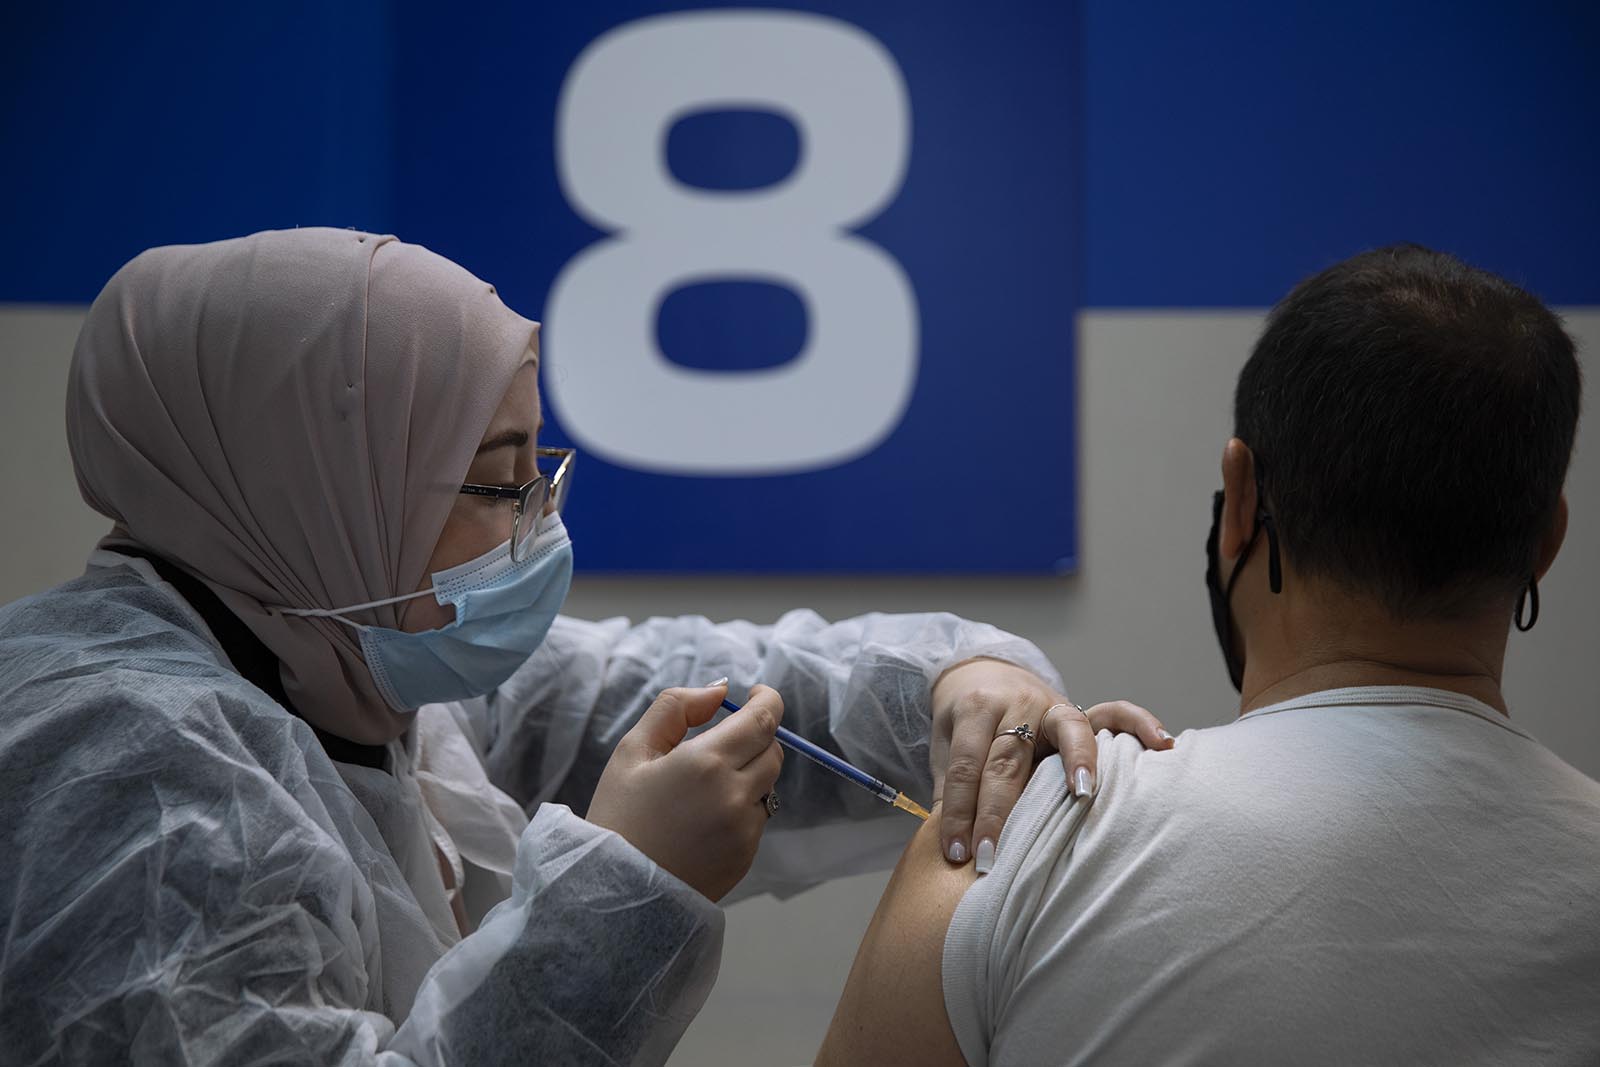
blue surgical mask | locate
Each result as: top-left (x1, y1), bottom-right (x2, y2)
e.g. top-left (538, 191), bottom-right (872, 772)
top-left (282, 513), bottom-right (573, 710)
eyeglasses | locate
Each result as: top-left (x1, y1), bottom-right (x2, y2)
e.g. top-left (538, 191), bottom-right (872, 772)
top-left (458, 446), bottom-right (576, 562)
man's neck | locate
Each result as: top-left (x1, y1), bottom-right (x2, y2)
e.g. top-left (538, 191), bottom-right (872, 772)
top-left (1243, 659), bottom-right (1508, 716)
top-left (1237, 591), bottom-right (1511, 717)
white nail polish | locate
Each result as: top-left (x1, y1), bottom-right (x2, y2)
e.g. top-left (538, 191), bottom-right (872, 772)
top-left (703, 677), bottom-right (729, 688)
top-left (947, 839), bottom-right (967, 864)
top-left (974, 838), bottom-right (996, 875)
top-left (1157, 729), bottom-right (1174, 742)
top-left (1074, 767), bottom-right (1095, 798)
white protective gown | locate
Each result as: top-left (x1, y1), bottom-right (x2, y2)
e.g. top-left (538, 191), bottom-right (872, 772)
top-left (0, 553), bottom-right (1060, 1066)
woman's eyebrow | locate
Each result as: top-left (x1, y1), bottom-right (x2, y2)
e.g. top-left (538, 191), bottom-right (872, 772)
top-left (476, 429), bottom-right (529, 456)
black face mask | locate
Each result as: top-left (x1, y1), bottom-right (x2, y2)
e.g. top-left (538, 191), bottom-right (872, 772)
top-left (1205, 480), bottom-right (1283, 691)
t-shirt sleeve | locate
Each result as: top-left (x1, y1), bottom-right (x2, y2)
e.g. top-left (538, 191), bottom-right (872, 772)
top-left (941, 753), bottom-right (1095, 1066)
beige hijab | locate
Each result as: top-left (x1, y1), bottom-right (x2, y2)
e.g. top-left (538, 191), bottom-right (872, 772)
top-left (67, 228), bottom-right (536, 744)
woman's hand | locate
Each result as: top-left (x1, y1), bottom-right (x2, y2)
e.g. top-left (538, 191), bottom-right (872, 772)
top-left (930, 659), bottom-right (1173, 868)
top-left (587, 681), bottom-right (785, 901)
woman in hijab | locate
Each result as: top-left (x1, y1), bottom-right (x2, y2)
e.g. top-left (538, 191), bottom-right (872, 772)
top-left (0, 228), bottom-right (1168, 1065)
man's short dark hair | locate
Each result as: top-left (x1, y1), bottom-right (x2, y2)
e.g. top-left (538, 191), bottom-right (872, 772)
top-left (1234, 243), bottom-right (1582, 620)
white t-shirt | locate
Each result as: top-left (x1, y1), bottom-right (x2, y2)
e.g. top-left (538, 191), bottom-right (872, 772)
top-left (943, 687), bottom-right (1600, 1065)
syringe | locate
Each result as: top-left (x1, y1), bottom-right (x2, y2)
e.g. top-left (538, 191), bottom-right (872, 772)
top-left (721, 698), bottom-right (931, 820)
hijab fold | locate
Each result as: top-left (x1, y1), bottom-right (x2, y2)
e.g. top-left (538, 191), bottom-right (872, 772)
top-left (68, 227), bottom-right (536, 743)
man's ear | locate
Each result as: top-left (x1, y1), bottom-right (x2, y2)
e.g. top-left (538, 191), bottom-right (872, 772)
top-left (1535, 493), bottom-right (1568, 581)
top-left (1218, 438), bottom-right (1259, 563)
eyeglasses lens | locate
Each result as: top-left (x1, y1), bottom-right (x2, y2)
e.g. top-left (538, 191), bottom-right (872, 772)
top-left (509, 479), bottom-right (543, 563)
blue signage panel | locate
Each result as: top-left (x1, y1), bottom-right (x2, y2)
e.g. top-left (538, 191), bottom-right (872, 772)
top-left (1, 0), bottom-right (1082, 574)
top-left (5, 2), bottom-right (1597, 570)
top-left (391, 2), bottom-right (1083, 573)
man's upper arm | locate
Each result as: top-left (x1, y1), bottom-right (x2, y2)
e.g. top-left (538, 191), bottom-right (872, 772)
top-left (816, 806), bottom-right (976, 1067)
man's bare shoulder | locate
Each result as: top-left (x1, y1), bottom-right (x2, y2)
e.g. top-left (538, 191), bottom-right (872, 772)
top-left (815, 806), bottom-right (975, 1067)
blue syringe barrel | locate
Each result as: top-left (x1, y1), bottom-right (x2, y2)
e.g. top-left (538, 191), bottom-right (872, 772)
top-left (721, 698), bottom-right (897, 805)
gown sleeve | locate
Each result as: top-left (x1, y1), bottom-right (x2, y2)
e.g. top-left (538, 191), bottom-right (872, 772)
top-left (470, 609), bottom-right (1062, 898)
top-left (0, 576), bottom-right (721, 1067)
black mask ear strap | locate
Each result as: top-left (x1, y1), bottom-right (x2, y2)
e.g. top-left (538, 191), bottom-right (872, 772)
top-left (1224, 525), bottom-right (1261, 602)
top-left (1515, 578), bottom-right (1540, 632)
top-left (1259, 511), bottom-right (1283, 594)
top-left (1254, 467), bottom-right (1283, 595)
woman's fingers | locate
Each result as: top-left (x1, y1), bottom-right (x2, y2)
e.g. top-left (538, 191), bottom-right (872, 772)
top-left (937, 705), bottom-right (1007, 865)
top-left (590, 684), bottom-right (786, 903)
top-left (967, 725), bottom-right (1037, 874)
top-left (626, 682), bottom-right (730, 756)
top-left (688, 684), bottom-right (786, 768)
top-left (941, 694), bottom-right (1168, 878)
top-left (739, 739), bottom-right (785, 799)
top-left (1041, 702), bottom-right (1099, 799)
top-left (1085, 699), bottom-right (1175, 751)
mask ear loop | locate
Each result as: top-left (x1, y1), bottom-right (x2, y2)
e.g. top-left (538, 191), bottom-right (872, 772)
top-left (1514, 578), bottom-right (1540, 632)
top-left (1217, 476), bottom-right (1285, 603)
top-left (271, 587), bottom-right (434, 629)
top-left (1259, 511), bottom-right (1283, 594)
top-left (1255, 467), bottom-right (1284, 595)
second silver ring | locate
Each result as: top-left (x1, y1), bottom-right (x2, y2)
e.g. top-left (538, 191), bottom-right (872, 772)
top-left (993, 722), bottom-right (1037, 746)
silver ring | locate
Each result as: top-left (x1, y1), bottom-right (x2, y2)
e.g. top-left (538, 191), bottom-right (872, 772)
top-left (993, 722), bottom-right (1036, 746)
top-left (1048, 701), bottom-right (1090, 723)
top-left (759, 790), bottom-right (780, 817)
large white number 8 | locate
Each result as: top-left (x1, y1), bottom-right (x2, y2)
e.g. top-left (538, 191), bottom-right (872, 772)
top-left (546, 10), bottom-right (918, 475)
